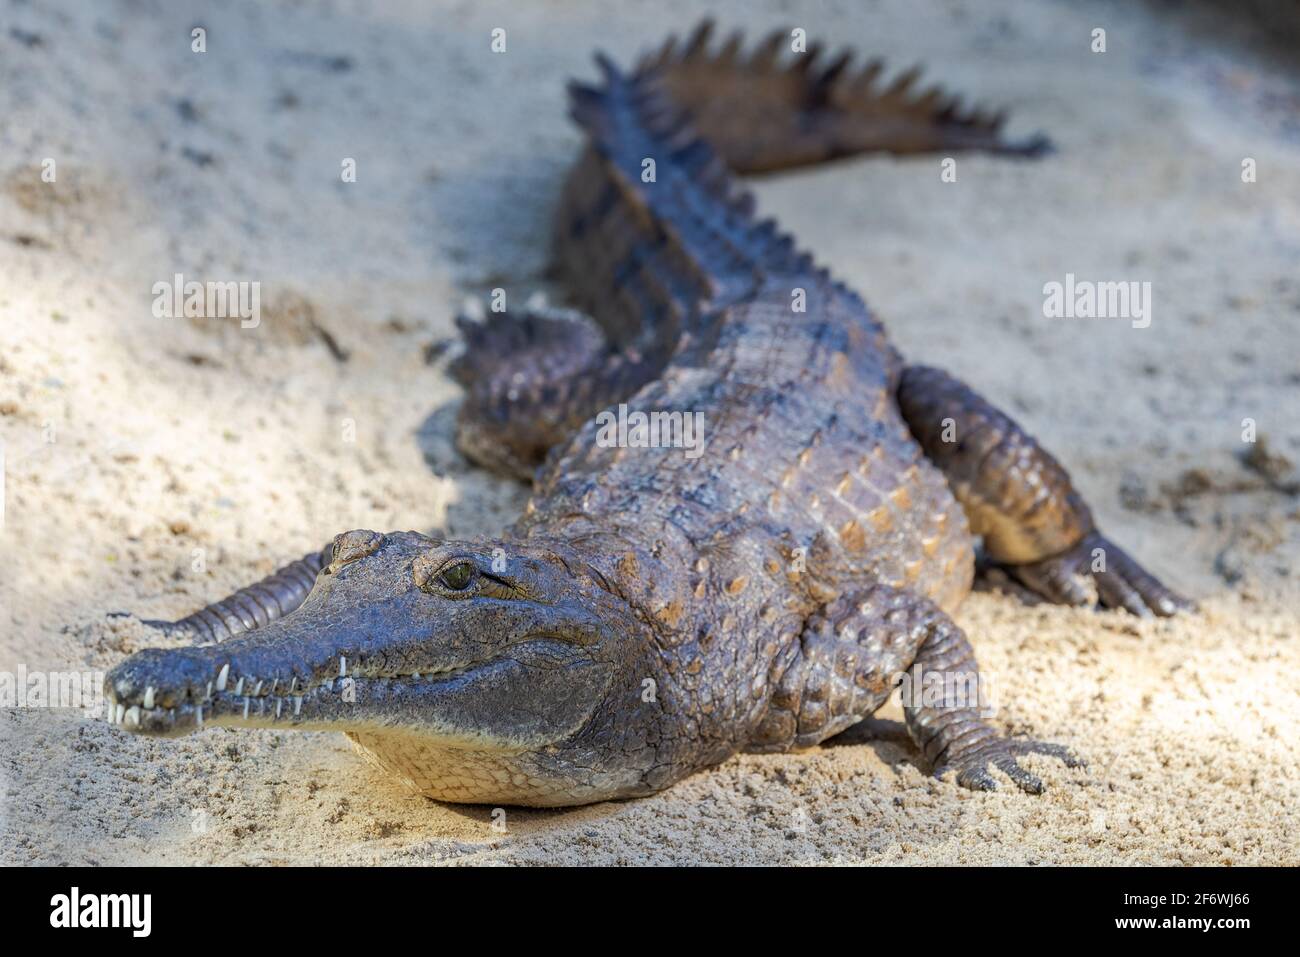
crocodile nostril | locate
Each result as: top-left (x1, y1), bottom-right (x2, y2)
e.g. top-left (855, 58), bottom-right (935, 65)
top-left (328, 529), bottom-right (384, 572)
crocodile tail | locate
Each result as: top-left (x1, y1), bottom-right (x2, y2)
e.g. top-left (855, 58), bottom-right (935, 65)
top-left (559, 51), bottom-right (843, 356)
top-left (636, 18), bottom-right (1051, 173)
top-left (557, 20), bottom-right (1038, 357)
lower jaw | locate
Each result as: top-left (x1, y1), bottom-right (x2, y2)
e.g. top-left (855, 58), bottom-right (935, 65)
top-left (107, 700), bottom-right (623, 807)
top-left (106, 670), bottom-right (478, 737)
top-left (106, 686), bottom-right (343, 736)
top-left (345, 729), bottom-right (614, 807)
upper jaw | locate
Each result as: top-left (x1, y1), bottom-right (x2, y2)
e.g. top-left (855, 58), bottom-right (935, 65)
top-left (103, 596), bottom-right (612, 743)
top-left (103, 529), bottom-right (622, 744)
top-left (103, 569), bottom-right (482, 735)
top-left (105, 633), bottom-right (608, 749)
top-left (103, 643), bottom-right (485, 737)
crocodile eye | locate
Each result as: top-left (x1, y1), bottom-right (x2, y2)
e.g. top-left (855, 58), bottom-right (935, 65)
top-left (437, 561), bottom-right (476, 591)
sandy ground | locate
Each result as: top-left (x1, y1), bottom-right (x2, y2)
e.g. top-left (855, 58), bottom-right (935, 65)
top-left (2, 0), bottom-right (1299, 865)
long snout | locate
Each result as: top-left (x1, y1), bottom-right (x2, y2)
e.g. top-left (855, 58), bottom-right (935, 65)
top-left (103, 614), bottom-right (366, 736)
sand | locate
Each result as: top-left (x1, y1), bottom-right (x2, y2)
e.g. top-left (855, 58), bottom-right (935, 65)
top-left (2, 0), bottom-right (1298, 865)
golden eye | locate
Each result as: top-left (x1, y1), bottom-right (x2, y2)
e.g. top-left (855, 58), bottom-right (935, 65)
top-left (437, 561), bottom-right (475, 591)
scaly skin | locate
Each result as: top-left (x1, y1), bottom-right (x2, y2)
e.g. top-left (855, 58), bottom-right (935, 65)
top-left (104, 22), bottom-right (1190, 807)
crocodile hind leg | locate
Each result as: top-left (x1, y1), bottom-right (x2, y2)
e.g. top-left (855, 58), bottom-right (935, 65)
top-left (131, 529), bottom-right (406, 642)
top-left (897, 364), bottom-right (1194, 617)
top-left (449, 303), bottom-right (659, 480)
top-left (134, 542), bottom-right (333, 642)
top-left (747, 586), bottom-right (1079, 792)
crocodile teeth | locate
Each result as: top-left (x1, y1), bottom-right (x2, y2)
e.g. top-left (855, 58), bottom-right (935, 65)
top-left (195, 706), bottom-right (203, 728)
top-left (125, 706), bottom-right (141, 728)
top-left (252, 680), bottom-right (263, 696)
top-left (234, 677), bottom-right (245, 696)
top-left (205, 681), bottom-right (213, 700)
top-left (142, 686), bottom-right (155, 710)
top-left (293, 696), bottom-right (302, 716)
top-left (243, 697), bottom-right (251, 719)
top-left (115, 703), bottom-right (126, 725)
top-left (275, 699), bottom-right (283, 719)
top-left (216, 663), bottom-right (230, 692)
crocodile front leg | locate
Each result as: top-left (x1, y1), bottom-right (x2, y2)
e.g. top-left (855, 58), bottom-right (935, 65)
top-left (897, 364), bottom-right (1194, 617)
top-left (748, 585), bottom-right (1079, 792)
top-left (747, 587), bottom-right (920, 752)
top-left (900, 595), bottom-right (1083, 792)
top-left (449, 303), bottom-right (659, 480)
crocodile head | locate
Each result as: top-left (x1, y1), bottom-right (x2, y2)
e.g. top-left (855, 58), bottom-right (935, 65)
top-left (104, 529), bottom-right (659, 805)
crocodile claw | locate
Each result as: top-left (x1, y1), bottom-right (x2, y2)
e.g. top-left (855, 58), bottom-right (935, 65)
top-left (1010, 532), bottom-right (1195, 618)
top-left (939, 736), bottom-right (1085, 794)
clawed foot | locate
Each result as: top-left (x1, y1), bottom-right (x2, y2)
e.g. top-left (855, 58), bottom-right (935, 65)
top-left (937, 734), bottom-right (1084, 794)
top-left (1008, 532), bottom-right (1195, 618)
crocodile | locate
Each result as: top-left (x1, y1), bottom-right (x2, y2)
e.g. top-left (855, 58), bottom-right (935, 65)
top-left (104, 21), bottom-right (1192, 807)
